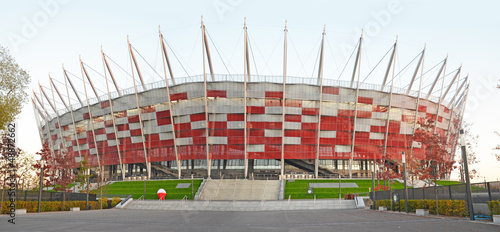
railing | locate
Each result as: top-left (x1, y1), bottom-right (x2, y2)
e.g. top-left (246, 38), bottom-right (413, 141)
top-left (117, 195), bottom-right (133, 207)
top-left (138, 195), bottom-right (144, 201)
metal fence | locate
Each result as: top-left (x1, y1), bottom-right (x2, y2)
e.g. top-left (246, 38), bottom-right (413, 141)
top-left (373, 181), bottom-right (500, 203)
top-left (9, 190), bottom-right (96, 202)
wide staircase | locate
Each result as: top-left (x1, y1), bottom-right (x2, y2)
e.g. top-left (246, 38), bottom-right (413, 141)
top-left (199, 179), bottom-right (280, 201)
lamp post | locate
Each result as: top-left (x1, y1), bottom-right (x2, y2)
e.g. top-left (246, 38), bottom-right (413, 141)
top-left (37, 158), bottom-right (44, 213)
top-left (460, 129), bottom-right (474, 220)
top-left (402, 151), bottom-right (408, 213)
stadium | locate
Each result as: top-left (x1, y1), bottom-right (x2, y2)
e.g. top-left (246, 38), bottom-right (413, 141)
top-left (32, 22), bottom-right (469, 181)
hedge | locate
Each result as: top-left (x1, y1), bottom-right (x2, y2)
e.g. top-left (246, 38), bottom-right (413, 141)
top-left (487, 200), bottom-right (500, 215)
top-left (1, 201), bottom-right (102, 214)
top-left (376, 199), bottom-right (468, 217)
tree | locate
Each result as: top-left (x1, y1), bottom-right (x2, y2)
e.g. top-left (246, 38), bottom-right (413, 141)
top-left (413, 119), bottom-right (456, 215)
top-left (75, 155), bottom-right (92, 192)
top-left (15, 150), bottom-right (38, 190)
top-left (0, 46), bottom-right (31, 130)
top-left (32, 143), bottom-right (56, 190)
top-left (52, 151), bottom-right (75, 192)
top-left (413, 120), bottom-right (456, 181)
top-left (0, 132), bottom-right (22, 212)
top-left (456, 122), bottom-right (479, 182)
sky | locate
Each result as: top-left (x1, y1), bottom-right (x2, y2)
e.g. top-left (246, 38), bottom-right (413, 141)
top-left (1, 0), bottom-right (499, 182)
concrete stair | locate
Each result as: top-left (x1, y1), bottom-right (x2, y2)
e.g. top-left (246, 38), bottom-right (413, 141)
top-left (199, 179), bottom-right (280, 201)
top-left (124, 199), bottom-right (356, 211)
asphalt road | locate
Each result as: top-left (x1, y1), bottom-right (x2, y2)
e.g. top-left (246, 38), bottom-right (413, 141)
top-left (0, 209), bottom-right (498, 232)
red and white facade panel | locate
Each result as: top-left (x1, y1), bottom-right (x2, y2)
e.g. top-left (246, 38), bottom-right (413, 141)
top-left (39, 80), bottom-right (461, 171)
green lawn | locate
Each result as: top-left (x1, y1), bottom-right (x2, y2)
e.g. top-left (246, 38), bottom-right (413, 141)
top-left (435, 180), bottom-right (462, 186)
top-left (285, 179), bottom-right (406, 199)
top-left (96, 179), bottom-right (203, 200)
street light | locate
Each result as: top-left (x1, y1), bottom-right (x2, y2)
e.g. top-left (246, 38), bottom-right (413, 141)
top-left (37, 157), bottom-right (45, 213)
top-left (460, 129), bottom-right (474, 220)
top-left (402, 151), bottom-right (408, 213)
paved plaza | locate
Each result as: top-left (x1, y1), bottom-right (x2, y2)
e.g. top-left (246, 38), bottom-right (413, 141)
top-left (1, 208), bottom-right (498, 231)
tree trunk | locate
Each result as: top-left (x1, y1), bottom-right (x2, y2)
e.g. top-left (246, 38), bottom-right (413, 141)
top-left (435, 177), bottom-right (439, 215)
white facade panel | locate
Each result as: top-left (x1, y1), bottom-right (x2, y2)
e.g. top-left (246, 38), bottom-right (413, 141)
top-left (265, 129), bottom-right (282, 137)
top-left (320, 130), bottom-right (336, 138)
top-left (369, 132), bottom-right (385, 140)
top-left (284, 137), bottom-right (301, 144)
top-left (335, 145), bottom-right (351, 152)
top-left (247, 144), bottom-right (265, 152)
top-left (284, 122), bottom-right (301, 130)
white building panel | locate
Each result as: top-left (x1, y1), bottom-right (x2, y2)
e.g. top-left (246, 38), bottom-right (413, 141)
top-left (141, 112), bottom-right (157, 121)
top-left (247, 144), bottom-right (265, 152)
top-left (322, 94), bottom-right (341, 102)
top-left (371, 119), bottom-right (386, 126)
top-left (115, 117), bottom-right (128, 125)
top-left (89, 148), bottom-right (97, 155)
top-left (105, 127), bottom-right (115, 134)
top-left (208, 137), bottom-right (227, 145)
top-left (131, 136), bottom-right (143, 144)
top-left (96, 134), bottom-right (107, 142)
top-left (191, 121), bottom-right (206, 130)
top-left (155, 103), bottom-right (170, 112)
top-left (302, 100), bottom-right (318, 108)
top-left (227, 121), bottom-right (244, 129)
top-left (337, 102), bottom-right (354, 110)
top-left (412, 141), bottom-right (422, 148)
top-left (373, 97), bottom-right (389, 106)
top-left (400, 122), bottom-right (413, 135)
top-left (265, 129), bottom-right (282, 137)
top-left (284, 137), bottom-right (301, 144)
top-left (209, 114), bottom-right (227, 121)
top-left (176, 137), bottom-right (193, 146)
top-left (358, 89), bottom-right (385, 99)
top-left (247, 98), bottom-right (265, 106)
top-left (372, 112), bottom-right (388, 120)
top-left (284, 122), bottom-right (301, 130)
top-left (129, 122), bottom-right (141, 130)
top-left (80, 143), bottom-right (89, 150)
top-left (174, 115), bottom-right (191, 124)
top-left (117, 131), bottom-right (130, 138)
top-left (265, 107), bottom-right (282, 115)
top-left (127, 109), bottom-right (140, 116)
top-left (301, 115), bottom-right (318, 123)
top-left (369, 132), bottom-right (385, 140)
top-left (158, 124), bottom-right (173, 133)
top-left (389, 108), bottom-right (403, 121)
top-left (248, 114), bottom-right (281, 122)
top-left (108, 139), bottom-right (117, 147)
top-left (357, 104), bottom-right (372, 111)
top-left (320, 130), bottom-right (336, 138)
top-left (143, 126), bottom-right (160, 135)
top-left (355, 119), bottom-right (372, 132)
top-left (335, 145), bottom-right (351, 152)
top-left (285, 107), bottom-right (302, 115)
top-left (159, 132), bottom-right (174, 140)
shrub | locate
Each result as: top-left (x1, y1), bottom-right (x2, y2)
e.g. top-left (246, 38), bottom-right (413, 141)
top-left (111, 197), bottom-right (121, 207)
top-left (98, 197), bottom-right (108, 209)
top-left (487, 200), bottom-right (500, 216)
top-left (376, 199), bottom-right (468, 217)
top-left (0, 201), bottom-right (102, 214)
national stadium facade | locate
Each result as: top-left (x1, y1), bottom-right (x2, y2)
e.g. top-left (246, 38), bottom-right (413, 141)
top-left (32, 22), bottom-right (469, 180)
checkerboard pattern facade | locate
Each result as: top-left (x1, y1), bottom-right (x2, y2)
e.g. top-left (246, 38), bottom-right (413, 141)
top-left (39, 81), bottom-right (459, 169)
